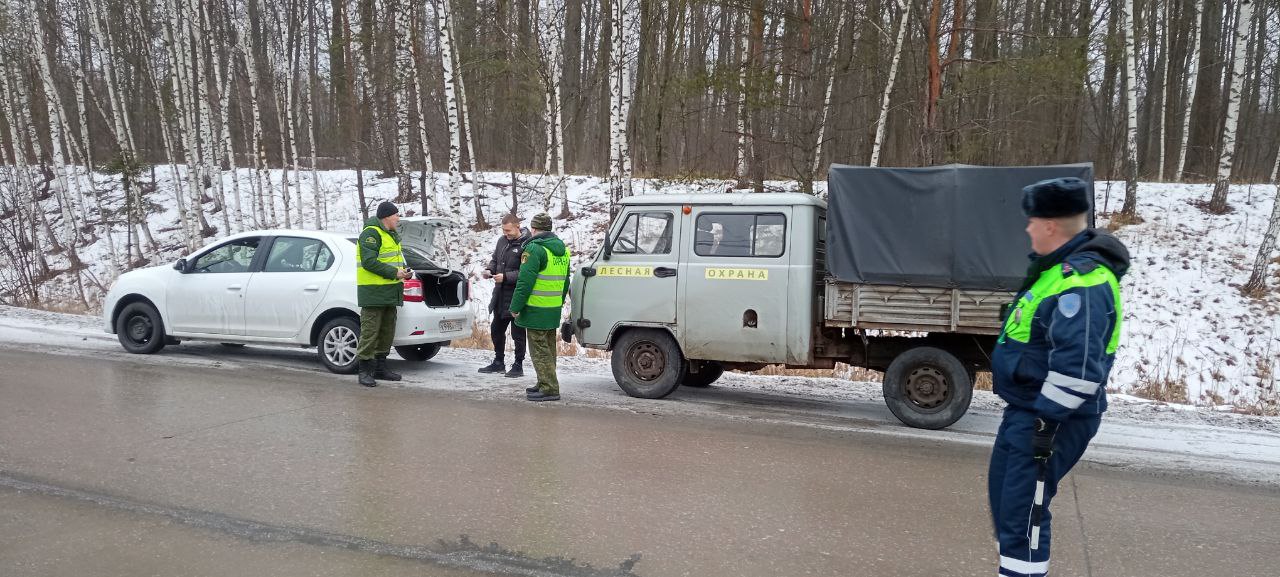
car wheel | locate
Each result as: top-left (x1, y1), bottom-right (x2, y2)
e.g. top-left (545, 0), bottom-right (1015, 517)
top-left (611, 329), bottom-right (685, 399)
top-left (115, 302), bottom-right (167, 354)
top-left (882, 347), bottom-right (973, 430)
top-left (395, 343), bottom-right (441, 362)
top-left (318, 317), bottom-right (360, 374)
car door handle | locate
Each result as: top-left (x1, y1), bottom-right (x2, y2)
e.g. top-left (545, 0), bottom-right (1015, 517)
top-left (303, 285), bottom-right (320, 292)
top-left (227, 285), bottom-right (243, 291)
top-left (654, 267), bottom-right (677, 278)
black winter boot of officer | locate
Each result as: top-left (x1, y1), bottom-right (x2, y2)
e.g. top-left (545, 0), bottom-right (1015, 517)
top-left (478, 357), bottom-right (506, 373)
top-left (358, 360), bottom-right (377, 387)
top-left (373, 355), bottom-right (402, 381)
top-left (504, 360), bottom-right (524, 378)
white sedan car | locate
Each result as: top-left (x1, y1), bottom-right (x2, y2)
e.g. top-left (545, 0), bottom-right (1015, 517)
top-left (103, 217), bottom-right (473, 373)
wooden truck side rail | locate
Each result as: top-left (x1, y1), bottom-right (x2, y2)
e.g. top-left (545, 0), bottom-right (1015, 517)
top-left (822, 280), bottom-right (1012, 335)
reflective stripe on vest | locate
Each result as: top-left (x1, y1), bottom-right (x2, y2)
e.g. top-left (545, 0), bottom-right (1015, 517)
top-left (356, 225), bottom-right (407, 286)
top-left (527, 245), bottom-right (572, 308)
top-left (999, 265), bottom-right (1123, 354)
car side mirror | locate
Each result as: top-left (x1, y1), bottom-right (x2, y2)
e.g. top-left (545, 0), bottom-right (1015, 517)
top-left (174, 258), bottom-right (188, 273)
top-left (602, 231), bottom-right (612, 262)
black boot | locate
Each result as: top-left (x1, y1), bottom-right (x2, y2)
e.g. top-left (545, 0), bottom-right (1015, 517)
top-left (373, 355), bottom-right (401, 381)
top-left (478, 358), bottom-right (506, 373)
top-left (358, 359), bottom-right (377, 387)
top-left (504, 360), bottom-right (524, 378)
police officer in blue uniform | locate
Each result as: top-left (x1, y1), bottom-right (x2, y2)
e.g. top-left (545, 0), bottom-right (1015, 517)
top-left (990, 178), bottom-right (1130, 577)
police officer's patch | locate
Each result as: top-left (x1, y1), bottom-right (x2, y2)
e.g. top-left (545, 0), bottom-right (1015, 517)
top-left (364, 236), bottom-right (376, 244)
top-left (1058, 293), bottom-right (1082, 318)
top-left (520, 253), bottom-right (528, 264)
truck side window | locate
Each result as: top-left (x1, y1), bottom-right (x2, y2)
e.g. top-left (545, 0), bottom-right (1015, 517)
top-left (694, 213), bottom-right (786, 258)
top-left (612, 212), bottom-right (674, 255)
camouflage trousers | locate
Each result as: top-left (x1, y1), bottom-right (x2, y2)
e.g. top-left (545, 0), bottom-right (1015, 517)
top-left (526, 329), bottom-right (559, 395)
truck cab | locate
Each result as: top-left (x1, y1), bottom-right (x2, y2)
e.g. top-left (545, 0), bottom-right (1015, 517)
top-left (567, 194), bottom-right (826, 397)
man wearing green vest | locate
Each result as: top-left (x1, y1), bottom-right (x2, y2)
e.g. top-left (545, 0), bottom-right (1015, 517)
top-left (988, 178), bottom-right (1130, 577)
top-left (355, 201), bottom-right (412, 387)
top-left (509, 213), bottom-right (571, 402)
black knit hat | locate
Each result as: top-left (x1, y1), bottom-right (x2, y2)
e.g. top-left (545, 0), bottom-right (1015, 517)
top-left (376, 201), bottom-right (399, 219)
top-left (1021, 178), bottom-right (1090, 218)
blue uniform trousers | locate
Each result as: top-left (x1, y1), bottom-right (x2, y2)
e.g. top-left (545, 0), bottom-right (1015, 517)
top-left (989, 406), bottom-right (1101, 577)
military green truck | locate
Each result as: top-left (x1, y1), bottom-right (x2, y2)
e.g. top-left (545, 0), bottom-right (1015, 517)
top-left (564, 164), bottom-right (1095, 429)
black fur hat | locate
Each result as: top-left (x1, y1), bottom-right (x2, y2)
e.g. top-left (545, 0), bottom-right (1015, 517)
top-left (1021, 177), bottom-right (1090, 218)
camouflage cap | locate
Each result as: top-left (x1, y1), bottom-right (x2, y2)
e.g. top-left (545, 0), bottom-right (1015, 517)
top-left (530, 213), bottom-right (553, 231)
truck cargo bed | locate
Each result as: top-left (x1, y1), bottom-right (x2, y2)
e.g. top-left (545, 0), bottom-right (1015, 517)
top-left (823, 280), bottom-right (1012, 335)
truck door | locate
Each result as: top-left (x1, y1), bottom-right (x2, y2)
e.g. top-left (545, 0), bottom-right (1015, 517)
top-left (678, 207), bottom-right (792, 362)
top-left (574, 209), bottom-right (681, 347)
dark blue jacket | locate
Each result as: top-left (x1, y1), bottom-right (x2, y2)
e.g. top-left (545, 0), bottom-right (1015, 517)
top-left (992, 229), bottom-right (1130, 422)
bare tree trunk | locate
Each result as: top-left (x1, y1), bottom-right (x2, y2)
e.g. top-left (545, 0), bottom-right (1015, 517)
top-left (212, 2), bottom-right (244, 233)
top-left (239, 1), bottom-right (271, 228)
top-left (608, 0), bottom-right (635, 210)
top-left (1207, 0), bottom-right (1254, 215)
top-left (1153, 0), bottom-right (1168, 181)
top-left (437, 0), bottom-right (463, 215)
top-left (1173, 0), bottom-right (1204, 181)
top-left (1120, 0), bottom-right (1140, 217)
top-left (411, 3), bottom-right (438, 216)
top-left (872, 0), bottom-right (910, 167)
top-left (810, 3), bottom-right (848, 183)
top-left (392, 0), bottom-right (415, 203)
top-left (734, 11), bottom-right (748, 188)
top-left (448, 12), bottom-right (479, 221)
top-left (1242, 187), bottom-right (1280, 295)
top-left (305, 0), bottom-right (322, 229)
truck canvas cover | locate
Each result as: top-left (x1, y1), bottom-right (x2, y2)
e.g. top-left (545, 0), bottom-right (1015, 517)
top-left (826, 163), bottom-right (1095, 291)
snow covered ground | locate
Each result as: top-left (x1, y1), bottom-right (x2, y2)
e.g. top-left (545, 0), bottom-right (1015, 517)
top-left (4, 166), bottom-right (1279, 412)
top-left (2, 304), bottom-right (1277, 486)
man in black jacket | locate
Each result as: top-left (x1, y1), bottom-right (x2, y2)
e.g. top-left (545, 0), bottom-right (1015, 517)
top-left (479, 213), bottom-right (531, 377)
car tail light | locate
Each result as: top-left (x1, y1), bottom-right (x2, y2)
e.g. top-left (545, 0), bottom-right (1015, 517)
top-left (403, 279), bottom-right (424, 302)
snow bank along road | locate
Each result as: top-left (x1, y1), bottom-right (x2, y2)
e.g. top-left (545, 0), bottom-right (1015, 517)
top-left (2, 305), bottom-right (1278, 488)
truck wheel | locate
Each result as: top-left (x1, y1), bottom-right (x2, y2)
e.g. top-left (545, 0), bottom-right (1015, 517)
top-left (612, 329), bottom-right (686, 399)
top-left (395, 343), bottom-right (441, 362)
top-left (115, 302), bottom-right (167, 354)
top-left (882, 347), bottom-right (973, 430)
top-left (318, 317), bottom-right (360, 374)
top-left (681, 361), bottom-right (724, 387)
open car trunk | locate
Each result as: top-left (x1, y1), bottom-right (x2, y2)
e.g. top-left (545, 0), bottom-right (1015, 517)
top-left (398, 217), bottom-right (468, 308)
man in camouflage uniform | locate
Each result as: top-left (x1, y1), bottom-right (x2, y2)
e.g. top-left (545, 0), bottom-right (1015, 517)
top-left (509, 213), bottom-right (571, 402)
top-left (356, 201), bottom-right (412, 387)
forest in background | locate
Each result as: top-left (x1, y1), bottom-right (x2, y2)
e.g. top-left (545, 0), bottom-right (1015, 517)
top-left (1, 0), bottom-right (1279, 300)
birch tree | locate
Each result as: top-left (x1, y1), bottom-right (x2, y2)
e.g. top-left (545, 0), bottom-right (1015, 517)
top-left (30, 0), bottom-right (89, 307)
top-left (448, 12), bottom-right (481, 224)
top-left (392, 0), bottom-right (415, 203)
top-left (608, 0), bottom-right (636, 209)
top-left (1120, 0), bottom-right (1141, 217)
top-left (811, 2), bottom-right (849, 183)
top-left (539, 0), bottom-right (566, 212)
top-left (436, 0), bottom-right (463, 215)
top-left (411, 3), bottom-right (438, 216)
top-left (871, 0), bottom-right (910, 168)
top-left (1207, 0), bottom-right (1254, 215)
top-left (235, 0), bottom-right (270, 228)
top-left (734, 11), bottom-right (748, 188)
top-left (1153, 0), bottom-right (1168, 181)
top-left (1175, 0), bottom-right (1204, 181)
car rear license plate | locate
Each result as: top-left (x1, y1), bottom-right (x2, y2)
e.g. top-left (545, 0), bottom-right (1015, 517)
top-left (439, 319), bottom-right (466, 333)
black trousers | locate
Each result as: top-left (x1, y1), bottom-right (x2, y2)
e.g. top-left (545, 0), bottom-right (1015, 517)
top-left (490, 315), bottom-right (526, 363)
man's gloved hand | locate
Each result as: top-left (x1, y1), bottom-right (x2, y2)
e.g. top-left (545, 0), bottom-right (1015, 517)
top-left (1032, 417), bottom-right (1059, 463)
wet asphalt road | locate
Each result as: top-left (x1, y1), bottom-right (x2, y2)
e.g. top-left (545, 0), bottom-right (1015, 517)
top-left (1, 349), bottom-right (1277, 577)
